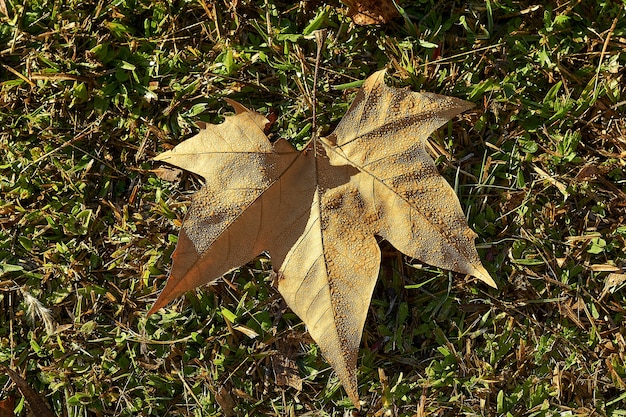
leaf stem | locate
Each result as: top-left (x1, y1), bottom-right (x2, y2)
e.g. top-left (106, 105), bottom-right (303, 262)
top-left (312, 29), bottom-right (327, 152)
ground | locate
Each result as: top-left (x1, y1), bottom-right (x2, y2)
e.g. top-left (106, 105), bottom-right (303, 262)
top-left (1, 0), bottom-right (625, 416)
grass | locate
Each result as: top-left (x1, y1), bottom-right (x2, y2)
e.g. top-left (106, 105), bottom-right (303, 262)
top-left (1, 0), bottom-right (625, 415)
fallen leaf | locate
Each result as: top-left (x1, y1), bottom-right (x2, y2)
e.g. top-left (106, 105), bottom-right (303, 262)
top-left (214, 385), bottom-right (236, 417)
top-left (150, 70), bottom-right (496, 407)
top-left (0, 396), bottom-right (15, 417)
top-left (600, 272), bottom-right (626, 300)
top-left (153, 165), bottom-right (183, 182)
top-left (575, 163), bottom-right (601, 181)
top-left (0, 365), bottom-right (54, 417)
top-left (272, 354), bottom-right (303, 391)
top-left (341, 0), bottom-right (399, 25)
top-left (0, 0), bottom-right (8, 18)
top-left (273, 336), bottom-right (304, 391)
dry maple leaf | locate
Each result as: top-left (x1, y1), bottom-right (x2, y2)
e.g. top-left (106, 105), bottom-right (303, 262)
top-left (149, 70), bottom-right (496, 408)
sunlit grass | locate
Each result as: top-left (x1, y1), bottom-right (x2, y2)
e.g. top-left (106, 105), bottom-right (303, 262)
top-left (1, 0), bottom-right (625, 415)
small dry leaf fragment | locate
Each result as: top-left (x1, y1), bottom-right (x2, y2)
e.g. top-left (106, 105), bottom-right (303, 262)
top-left (153, 165), bottom-right (183, 182)
top-left (341, 0), bottom-right (399, 25)
top-left (575, 164), bottom-right (601, 181)
top-left (272, 354), bottom-right (303, 391)
top-left (150, 70), bottom-right (495, 408)
top-left (601, 273), bottom-right (626, 299)
top-left (214, 386), bottom-right (236, 417)
top-left (0, 0), bottom-right (8, 17)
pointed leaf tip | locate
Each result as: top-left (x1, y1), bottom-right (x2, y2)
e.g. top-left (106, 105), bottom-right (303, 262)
top-left (472, 264), bottom-right (497, 288)
top-left (223, 97), bottom-right (250, 115)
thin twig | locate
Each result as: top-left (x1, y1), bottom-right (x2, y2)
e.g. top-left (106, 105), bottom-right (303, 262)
top-left (419, 42), bottom-right (505, 67)
top-left (593, 15), bottom-right (619, 96)
top-left (2, 63), bottom-right (35, 87)
top-left (19, 127), bottom-right (98, 175)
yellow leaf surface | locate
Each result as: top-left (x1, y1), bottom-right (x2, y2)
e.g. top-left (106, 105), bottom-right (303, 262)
top-left (149, 70), bottom-right (496, 408)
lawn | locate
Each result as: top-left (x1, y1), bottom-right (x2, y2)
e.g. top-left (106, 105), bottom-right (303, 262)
top-left (1, 0), bottom-right (625, 416)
